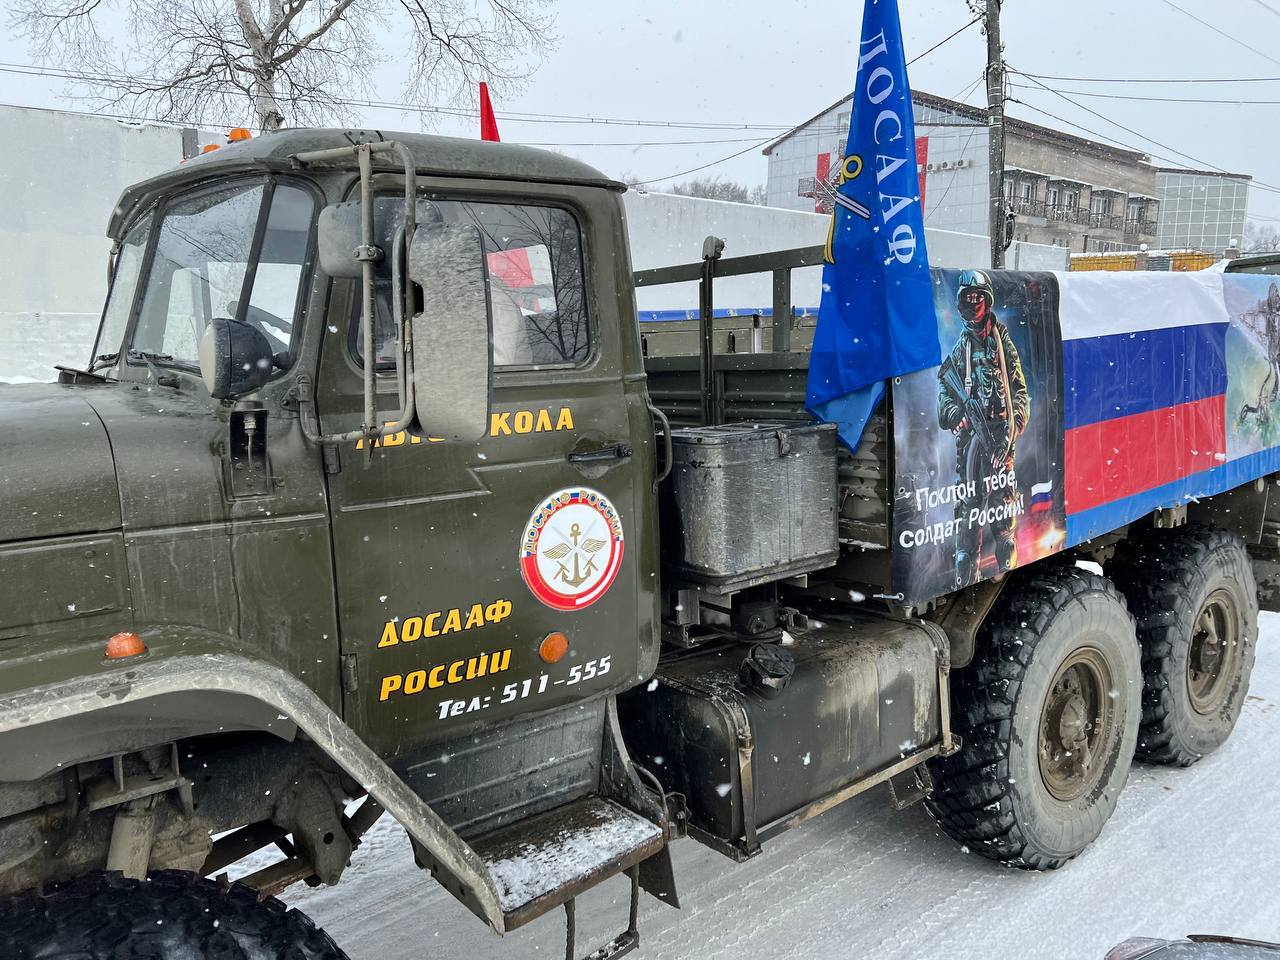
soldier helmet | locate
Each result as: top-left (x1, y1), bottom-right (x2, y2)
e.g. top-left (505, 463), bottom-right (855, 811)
top-left (957, 269), bottom-right (995, 324)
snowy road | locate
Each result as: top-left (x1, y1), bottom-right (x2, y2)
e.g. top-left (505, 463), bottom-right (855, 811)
top-left (284, 615), bottom-right (1280, 960)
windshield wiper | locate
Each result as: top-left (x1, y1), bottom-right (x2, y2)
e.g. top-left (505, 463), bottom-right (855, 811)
top-left (128, 350), bottom-right (183, 388)
top-left (88, 351), bottom-right (120, 371)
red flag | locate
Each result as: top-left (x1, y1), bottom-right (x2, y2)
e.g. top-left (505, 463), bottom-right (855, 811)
top-left (479, 82), bottom-right (500, 142)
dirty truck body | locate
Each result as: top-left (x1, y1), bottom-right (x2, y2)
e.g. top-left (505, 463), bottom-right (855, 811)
top-left (0, 129), bottom-right (1271, 958)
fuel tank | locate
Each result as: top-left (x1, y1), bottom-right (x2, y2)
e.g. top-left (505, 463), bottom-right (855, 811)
top-left (618, 610), bottom-right (947, 858)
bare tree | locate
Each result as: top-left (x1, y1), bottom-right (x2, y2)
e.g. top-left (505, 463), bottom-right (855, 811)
top-left (668, 176), bottom-right (767, 205)
top-left (1244, 221), bottom-right (1280, 254)
top-left (9, 0), bottom-right (556, 131)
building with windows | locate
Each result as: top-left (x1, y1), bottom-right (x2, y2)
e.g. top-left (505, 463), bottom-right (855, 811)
top-left (764, 90), bottom-right (1182, 254)
top-left (1155, 168), bottom-right (1251, 256)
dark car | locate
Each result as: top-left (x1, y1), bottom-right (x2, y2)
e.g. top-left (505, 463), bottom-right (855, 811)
top-left (1108, 936), bottom-right (1280, 959)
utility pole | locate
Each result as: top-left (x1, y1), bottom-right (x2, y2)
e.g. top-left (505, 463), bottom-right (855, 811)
top-left (984, 0), bottom-right (1006, 268)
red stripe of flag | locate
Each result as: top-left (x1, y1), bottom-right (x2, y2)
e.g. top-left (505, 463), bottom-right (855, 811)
top-left (1064, 395), bottom-right (1225, 516)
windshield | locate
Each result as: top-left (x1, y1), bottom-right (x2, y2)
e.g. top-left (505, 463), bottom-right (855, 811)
top-left (91, 210), bottom-right (153, 365)
top-left (129, 179), bottom-right (314, 370)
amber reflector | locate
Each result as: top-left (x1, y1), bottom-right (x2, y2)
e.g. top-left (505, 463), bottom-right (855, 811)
top-left (105, 632), bottom-right (146, 659)
top-left (201, 143), bottom-right (221, 154)
top-left (538, 632), bottom-right (569, 664)
top-left (228, 127), bottom-right (252, 141)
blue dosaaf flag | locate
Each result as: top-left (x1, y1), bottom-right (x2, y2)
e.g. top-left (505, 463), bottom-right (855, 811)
top-left (806, 0), bottom-right (940, 450)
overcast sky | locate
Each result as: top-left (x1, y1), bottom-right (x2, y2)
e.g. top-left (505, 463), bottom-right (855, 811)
top-left (2, 0), bottom-right (1278, 226)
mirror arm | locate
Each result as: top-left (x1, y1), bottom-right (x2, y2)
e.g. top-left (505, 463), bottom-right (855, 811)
top-left (292, 139), bottom-right (420, 448)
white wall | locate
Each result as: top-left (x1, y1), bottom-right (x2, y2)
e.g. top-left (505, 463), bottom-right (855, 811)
top-left (0, 105), bottom-right (190, 381)
top-left (624, 190), bottom-right (1068, 314)
top-left (0, 111), bottom-right (1067, 382)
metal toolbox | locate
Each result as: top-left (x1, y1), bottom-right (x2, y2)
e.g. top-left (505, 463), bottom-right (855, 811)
top-left (617, 613), bottom-right (948, 860)
top-left (661, 421), bottom-right (838, 592)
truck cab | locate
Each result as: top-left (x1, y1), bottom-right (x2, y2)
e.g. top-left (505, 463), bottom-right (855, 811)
top-left (0, 129), bottom-right (673, 950)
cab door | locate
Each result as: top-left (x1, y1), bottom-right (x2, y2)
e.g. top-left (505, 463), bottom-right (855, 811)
top-left (316, 180), bottom-right (654, 759)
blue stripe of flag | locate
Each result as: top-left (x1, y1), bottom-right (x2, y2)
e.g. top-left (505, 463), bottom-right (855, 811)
top-left (1063, 323), bottom-right (1228, 430)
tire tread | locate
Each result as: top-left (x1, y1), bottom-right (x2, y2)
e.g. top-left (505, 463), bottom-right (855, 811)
top-left (926, 565), bottom-right (1133, 870)
top-left (0, 870), bottom-right (349, 960)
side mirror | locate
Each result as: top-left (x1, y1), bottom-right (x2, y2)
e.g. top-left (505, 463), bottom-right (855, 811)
top-left (408, 223), bottom-right (493, 443)
top-left (316, 201), bottom-right (365, 279)
top-left (199, 317), bottom-right (275, 399)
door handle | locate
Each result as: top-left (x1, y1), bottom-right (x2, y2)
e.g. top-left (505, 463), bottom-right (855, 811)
top-left (567, 443), bottom-right (633, 464)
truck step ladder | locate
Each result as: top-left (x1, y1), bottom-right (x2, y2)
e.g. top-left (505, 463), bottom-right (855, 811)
top-left (468, 795), bottom-right (664, 954)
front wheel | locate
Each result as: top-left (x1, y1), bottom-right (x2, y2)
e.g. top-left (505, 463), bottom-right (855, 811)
top-left (0, 871), bottom-right (350, 960)
top-left (927, 565), bottom-right (1141, 870)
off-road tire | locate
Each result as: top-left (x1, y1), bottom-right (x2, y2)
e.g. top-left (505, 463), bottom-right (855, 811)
top-left (926, 565), bottom-right (1141, 870)
top-left (1107, 524), bottom-right (1258, 766)
top-left (0, 870), bottom-right (349, 960)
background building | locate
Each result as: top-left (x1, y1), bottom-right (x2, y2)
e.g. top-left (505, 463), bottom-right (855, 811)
top-left (765, 91), bottom-right (1238, 255)
top-left (0, 105), bottom-right (210, 382)
top-left (1155, 168), bottom-right (1251, 256)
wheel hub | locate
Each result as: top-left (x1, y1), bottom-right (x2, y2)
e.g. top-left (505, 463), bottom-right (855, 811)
top-left (1188, 590), bottom-right (1240, 716)
top-left (1039, 648), bottom-right (1115, 802)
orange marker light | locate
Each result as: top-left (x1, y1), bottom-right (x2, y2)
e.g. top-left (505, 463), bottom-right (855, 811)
top-left (201, 143), bottom-right (220, 154)
top-left (538, 632), bottom-right (569, 664)
top-left (105, 632), bottom-right (146, 659)
top-left (228, 127), bottom-right (252, 142)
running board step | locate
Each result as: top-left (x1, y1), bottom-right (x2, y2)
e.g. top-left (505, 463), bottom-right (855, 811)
top-left (470, 796), bottom-right (664, 931)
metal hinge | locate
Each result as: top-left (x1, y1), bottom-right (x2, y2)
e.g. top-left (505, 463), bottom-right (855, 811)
top-left (322, 443), bottom-right (342, 475)
top-left (341, 655), bottom-right (359, 694)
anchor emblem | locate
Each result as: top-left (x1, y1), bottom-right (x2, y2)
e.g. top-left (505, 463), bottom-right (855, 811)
top-left (519, 486), bottom-right (625, 612)
top-left (539, 521), bottom-right (607, 589)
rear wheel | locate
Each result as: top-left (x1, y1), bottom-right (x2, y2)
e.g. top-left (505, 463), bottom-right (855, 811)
top-left (927, 565), bottom-right (1141, 869)
top-left (1108, 524), bottom-right (1258, 766)
top-left (0, 871), bottom-right (349, 960)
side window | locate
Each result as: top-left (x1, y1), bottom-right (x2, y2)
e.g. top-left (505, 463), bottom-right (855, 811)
top-left (92, 210), bottom-right (153, 363)
top-left (353, 199), bottom-right (590, 370)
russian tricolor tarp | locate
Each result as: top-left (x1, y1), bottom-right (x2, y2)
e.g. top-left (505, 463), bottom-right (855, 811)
top-left (1060, 271), bottom-right (1230, 543)
top-left (890, 268), bottom-right (1280, 606)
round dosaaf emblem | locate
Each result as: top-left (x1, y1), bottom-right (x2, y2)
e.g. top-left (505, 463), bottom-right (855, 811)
top-left (519, 487), bottom-right (624, 611)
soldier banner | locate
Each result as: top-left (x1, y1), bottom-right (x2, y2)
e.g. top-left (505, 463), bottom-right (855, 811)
top-left (891, 269), bottom-right (1066, 604)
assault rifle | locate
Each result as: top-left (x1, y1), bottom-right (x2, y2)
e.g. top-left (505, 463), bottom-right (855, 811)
top-left (939, 355), bottom-right (1012, 464)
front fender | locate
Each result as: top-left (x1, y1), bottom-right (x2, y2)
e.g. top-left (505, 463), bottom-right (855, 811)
top-left (0, 631), bottom-right (507, 930)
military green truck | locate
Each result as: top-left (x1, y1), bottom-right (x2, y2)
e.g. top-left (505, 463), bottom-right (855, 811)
top-left (0, 129), bottom-right (1271, 959)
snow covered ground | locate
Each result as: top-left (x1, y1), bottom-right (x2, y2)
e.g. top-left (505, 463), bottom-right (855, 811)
top-left (282, 615), bottom-right (1280, 960)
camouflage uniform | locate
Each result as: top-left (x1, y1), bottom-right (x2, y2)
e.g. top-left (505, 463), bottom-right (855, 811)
top-left (937, 271), bottom-right (1029, 587)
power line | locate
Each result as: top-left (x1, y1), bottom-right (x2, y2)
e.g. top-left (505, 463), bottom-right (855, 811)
top-left (634, 24), bottom-right (984, 189)
top-left (1008, 68), bottom-right (1280, 196)
top-left (1016, 71), bottom-right (1280, 83)
top-left (1008, 81), bottom-right (1280, 105)
top-left (907, 16), bottom-right (981, 66)
top-left (1154, 0), bottom-right (1280, 68)
top-left (925, 78), bottom-right (986, 223)
top-left (1246, 0), bottom-right (1280, 19)
top-left (1011, 95), bottom-right (1280, 205)
top-left (634, 134), bottom-right (778, 186)
top-left (1004, 92), bottom-right (1280, 200)
top-left (0, 61), bottom-right (796, 132)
